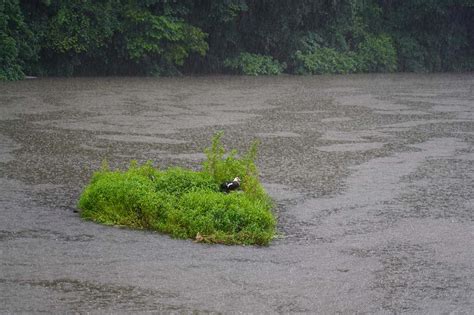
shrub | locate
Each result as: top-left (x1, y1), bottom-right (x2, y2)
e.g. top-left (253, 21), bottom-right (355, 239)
top-left (293, 32), bottom-right (326, 55)
top-left (293, 48), bottom-right (357, 75)
top-left (393, 36), bottom-right (426, 72)
top-left (78, 134), bottom-right (275, 246)
top-left (0, 35), bottom-right (23, 80)
top-left (293, 34), bottom-right (398, 75)
top-left (223, 52), bottom-right (286, 75)
top-left (356, 34), bottom-right (397, 72)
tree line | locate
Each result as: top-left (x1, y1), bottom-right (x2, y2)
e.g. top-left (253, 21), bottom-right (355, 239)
top-left (1, 0), bottom-right (473, 80)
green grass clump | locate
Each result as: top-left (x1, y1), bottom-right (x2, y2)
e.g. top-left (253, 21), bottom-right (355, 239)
top-left (78, 133), bottom-right (276, 245)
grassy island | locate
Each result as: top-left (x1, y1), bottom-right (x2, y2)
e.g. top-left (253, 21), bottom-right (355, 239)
top-left (78, 133), bottom-right (275, 245)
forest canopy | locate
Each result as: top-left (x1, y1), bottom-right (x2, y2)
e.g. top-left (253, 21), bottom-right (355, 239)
top-left (1, 0), bottom-right (473, 80)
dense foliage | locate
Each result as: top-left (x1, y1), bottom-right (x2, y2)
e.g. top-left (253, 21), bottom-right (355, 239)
top-left (78, 134), bottom-right (276, 245)
top-left (294, 48), bottom-right (358, 75)
top-left (1, 0), bottom-right (473, 79)
top-left (224, 52), bottom-right (286, 75)
top-left (0, 0), bottom-right (36, 80)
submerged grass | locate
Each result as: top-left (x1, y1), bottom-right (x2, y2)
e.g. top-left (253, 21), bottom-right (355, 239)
top-left (78, 133), bottom-right (276, 245)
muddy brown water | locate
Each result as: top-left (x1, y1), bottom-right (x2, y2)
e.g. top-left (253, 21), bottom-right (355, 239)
top-left (1, 74), bottom-right (473, 313)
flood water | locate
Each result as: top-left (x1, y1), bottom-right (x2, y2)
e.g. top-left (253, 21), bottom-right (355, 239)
top-left (1, 74), bottom-right (473, 313)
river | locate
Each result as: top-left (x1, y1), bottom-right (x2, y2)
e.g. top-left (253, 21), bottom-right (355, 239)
top-left (1, 74), bottom-right (473, 313)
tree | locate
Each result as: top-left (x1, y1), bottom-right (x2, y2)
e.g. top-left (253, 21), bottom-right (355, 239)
top-left (0, 0), bottom-right (35, 80)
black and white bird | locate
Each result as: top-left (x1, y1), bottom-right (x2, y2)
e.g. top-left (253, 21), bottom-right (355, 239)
top-left (220, 177), bottom-right (241, 193)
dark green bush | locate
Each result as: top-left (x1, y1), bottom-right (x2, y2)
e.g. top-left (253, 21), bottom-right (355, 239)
top-left (394, 36), bottom-right (427, 72)
top-left (292, 32), bottom-right (326, 56)
top-left (293, 34), bottom-right (397, 75)
top-left (0, 0), bottom-right (37, 80)
top-left (78, 134), bottom-right (276, 246)
top-left (293, 48), bottom-right (357, 75)
top-left (224, 52), bottom-right (286, 75)
top-left (123, 9), bottom-right (208, 67)
top-left (356, 34), bottom-right (397, 72)
top-left (0, 34), bottom-right (23, 81)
